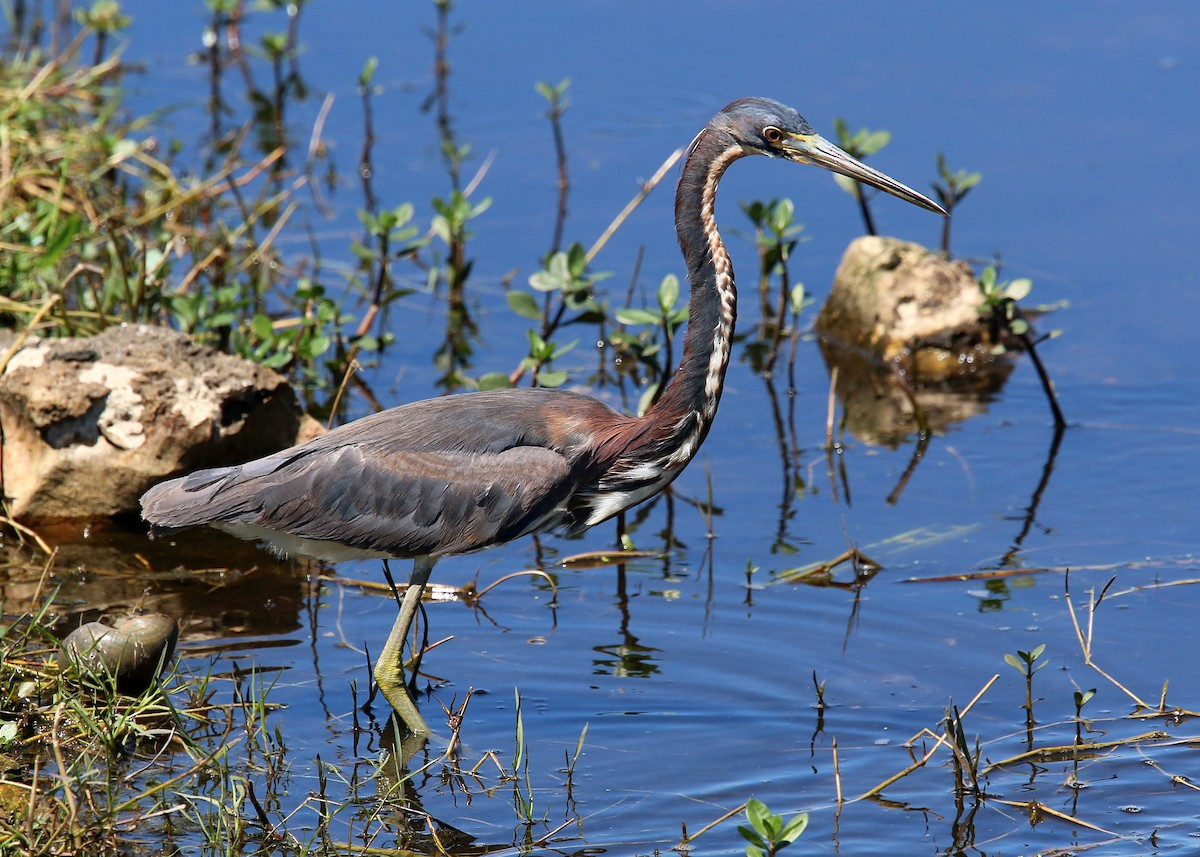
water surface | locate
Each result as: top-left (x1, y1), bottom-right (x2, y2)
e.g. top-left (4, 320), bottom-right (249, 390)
top-left (12, 2), bottom-right (1200, 854)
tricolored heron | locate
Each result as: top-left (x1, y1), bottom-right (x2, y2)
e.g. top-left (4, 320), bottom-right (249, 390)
top-left (141, 97), bottom-right (945, 735)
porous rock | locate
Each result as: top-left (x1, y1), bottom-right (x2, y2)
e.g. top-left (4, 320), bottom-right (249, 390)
top-left (0, 324), bottom-right (320, 519)
top-left (815, 235), bottom-right (1009, 382)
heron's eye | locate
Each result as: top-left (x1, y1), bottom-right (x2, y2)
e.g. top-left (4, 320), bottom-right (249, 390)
top-left (763, 126), bottom-right (784, 145)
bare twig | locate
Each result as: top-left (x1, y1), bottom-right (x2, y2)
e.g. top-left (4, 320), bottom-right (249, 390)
top-left (586, 147), bottom-right (683, 264)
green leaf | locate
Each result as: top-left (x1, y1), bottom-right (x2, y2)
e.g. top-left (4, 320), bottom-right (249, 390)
top-left (528, 271), bottom-right (560, 292)
top-left (1003, 652), bottom-right (1023, 672)
top-left (506, 290), bottom-right (543, 320)
top-left (535, 369), bottom-right (568, 387)
top-left (1004, 278), bottom-right (1033, 302)
top-left (789, 284), bottom-right (809, 314)
top-left (768, 198), bottom-right (795, 234)
top-left (477, 372), bottom-right (513, 390)
top-left (567, 242), bottom-right (587, 277)
top-left (549, 338), bottom-right (578, 360)
top-left (832, 173), bottom-right (860, 197)
top-left (737, 826), bottom-right (768, 848)
top-left (526, 328), bottom-right (549, 356)
top-left (636, 383), bottom-right (658, 417)
top-left (251, 313), bottom-right (274, 340)
top-left (779, 812), bottom-right (809, 843)
top-left (359, 56), bottom-right (378, 86)
top-left (299, 334), bottom-right (331, 359)
top-left (39, 213), bottom-right (83, 268)
top-left (746, 798), bottom-right (770, 831)
top-left (861, 129), bottom-right (891, 156)
top-left (658, 274), bottom-right (679, 311)
top-left (616, 308), bottom-right (660, 327)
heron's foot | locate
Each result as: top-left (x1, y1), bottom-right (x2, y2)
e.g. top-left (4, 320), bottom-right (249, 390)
top-left (373, 647), bottom-right (430, 736)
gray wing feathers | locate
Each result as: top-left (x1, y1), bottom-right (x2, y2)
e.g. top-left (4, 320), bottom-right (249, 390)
top-left (141, 443), bottom-right (575, 558)
top-left (139, 388), bottom-right (616, 557)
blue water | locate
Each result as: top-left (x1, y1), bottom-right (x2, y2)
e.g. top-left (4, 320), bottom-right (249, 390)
top-left (28, 2), bottom-right (1200, 853)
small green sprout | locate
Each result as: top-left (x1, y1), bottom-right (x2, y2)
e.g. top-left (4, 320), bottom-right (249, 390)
top-left (977, 265), bottom-right (1034, 347)
top-left (738, 798), bottom-right (808, 857)
top-left (932, 153), bottom-right (982, 256)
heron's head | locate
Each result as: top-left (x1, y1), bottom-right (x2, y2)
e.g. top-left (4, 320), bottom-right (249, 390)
top-left (715, 97), bottom-right (946, 215)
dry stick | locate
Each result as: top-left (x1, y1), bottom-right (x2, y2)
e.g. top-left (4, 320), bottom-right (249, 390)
top-left (676, 801), bottom-right (750, 849)
top-left (18, 29), bottom-right (93, 102)
top-left (471, 569), bottom-right (558, 601)
top-left (982, 730), bottom-right (1171, 774)
top-left (992, 798), bottom-right (1116, 836)
top-left (1104, 576), bottom-right (1200, 600)
top-left (824, 365), bottom-right (839, 449)
top-left (0, 118), bottom-right (12, 212)
top-left (904, 556), bottom-right (1200, 585)
top-left (50, 704), bottom-right (80, 839)
top-left (28, 547), bottom-right (58, 611)
top-left (1064, 574), bottom-right (1156, 711)
top-left (1036, 837), bottom-right (1137, 857)
top-left (175, 245), bottom-right (226, 296)
top-left (856, 673), bottom-right (999, 801)
top-left (303, 92), bottom-right (336, 219)
top-left (131, 145), bottom-right (285, 227)
top-left (0, 294), bottom-right (60, 374)
top-left (462, 149), bottom-right (495, 199)
top-left (245, 198), bottom-right (298, 271)
top-left (585, 147), bottom-right (684, 265)
top-left (833, 736), bottom-right (843, 808)
top-left (1140, 755), bottom-right (1200, 793)
top-left (326, 358), bottom-right (361, 430)
top-left (0, 513), bottom-right (54, 556)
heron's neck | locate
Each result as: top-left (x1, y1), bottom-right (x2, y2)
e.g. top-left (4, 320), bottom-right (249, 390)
top-left (647, 126), bottom-right (745, 466)
top-left (582, 126), bottom-right (746, 524)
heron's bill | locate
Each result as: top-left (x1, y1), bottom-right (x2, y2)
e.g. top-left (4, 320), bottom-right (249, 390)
top-left (783, 133), bottom-right (947, 216)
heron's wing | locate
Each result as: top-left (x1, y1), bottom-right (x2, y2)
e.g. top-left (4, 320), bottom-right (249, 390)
top-left (264, 442), bottom-right (576, 556)
top-left (140, 387), bottom-right (628, 557)
top-left (142, 441), bottom-right (577, 558)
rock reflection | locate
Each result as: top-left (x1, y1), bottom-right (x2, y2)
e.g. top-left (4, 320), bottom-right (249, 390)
top-left (818, 337), bottom-right (1014, 450)
top-left (0, 521), bottom-right (314, 644)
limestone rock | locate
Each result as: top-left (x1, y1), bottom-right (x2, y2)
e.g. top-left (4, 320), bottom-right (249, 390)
top-left (0, 324), bottom-right (319, 519)
top-left (815, 235), bottom-right (1012, 382)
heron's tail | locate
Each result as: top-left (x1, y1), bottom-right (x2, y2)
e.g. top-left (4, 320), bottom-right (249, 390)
top-left (140, 465), bottom-right (251, 528)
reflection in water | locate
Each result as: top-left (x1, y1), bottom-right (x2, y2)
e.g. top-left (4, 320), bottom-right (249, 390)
top-left (0, 521), bottom-right (312, 644)
top-left (818, 336), bottom-right (1014, 450)
top-left (1000, 423), bottom-right (1065, 565)
top-left (592, 564), bottom-right (662, 679)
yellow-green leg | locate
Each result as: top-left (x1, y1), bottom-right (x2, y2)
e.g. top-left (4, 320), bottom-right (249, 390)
top-left (374, 556), bottom-right (435, 735)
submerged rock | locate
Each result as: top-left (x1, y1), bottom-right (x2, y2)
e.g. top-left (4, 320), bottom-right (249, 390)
top-left (57, 613), bottom-right (180, 694)
top-left (0, 324), bottom-right (320, 519)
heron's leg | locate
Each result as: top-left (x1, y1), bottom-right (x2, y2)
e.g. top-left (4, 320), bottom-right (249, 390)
top-left (374, 556), bottom-right (435, 735)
